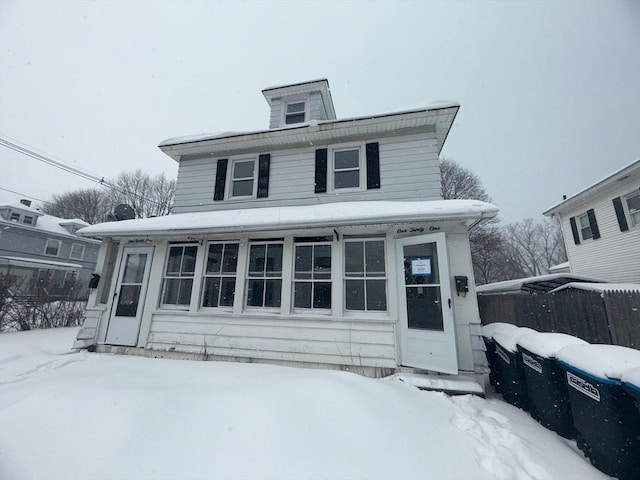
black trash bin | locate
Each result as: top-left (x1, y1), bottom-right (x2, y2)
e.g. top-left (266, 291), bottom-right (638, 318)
top-left (481, 323), bottom-right (520, 393)
top-left (517, 332), bottom-right (587, 438)
top-left (557, 345), bottom-right (640, 480)
top-left (622, 367), bottom-right (640, 414)
top-left (492, 327), bottom-right (536, 411)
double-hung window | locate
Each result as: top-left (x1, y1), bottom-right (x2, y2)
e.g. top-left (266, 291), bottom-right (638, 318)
top-left (202, 242), bottom-right (239, 308)
top-left (44, 239), bottom-right (61, 257)
top-left (285, 101), bottom-right (306, 124)
top-left (230, 159), bottom-right (256, 198)
top-left (161, 244), bottom-right (198, 307)
top-left (293, 238), bottom-right (332, 310)
top-left (246, 241), bottom-right (283, 308)
top-left (333, 146), bottom-right (362, 191)
top-left (69, 243), bottom-right (85, 260)
top-left (578, 213), bottom-right (593, 240)
top-left (10, 212), bottom-right (20, 221)
top-left (625, 191), bottom-right (640, 227)
top-left (23, 215), bottom-right (34, 225)
top-left (344, 239), bottom-right (387, 312)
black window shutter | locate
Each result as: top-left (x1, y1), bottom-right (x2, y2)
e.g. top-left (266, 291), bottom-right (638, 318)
top-left (257, 154), bottom-right (271, 198)
top-left (612, 197), bottom-right (629, 232)
top-left (315, 149), bottom-right (328, 193)
top-left (366, 142), bottom-right (381, 190)
top-left (569, 216), bottom-right (580, 245)
top-left (587, 208), bottom-right (600, 239)
top-left (213, 159), bottom-right (228, 201)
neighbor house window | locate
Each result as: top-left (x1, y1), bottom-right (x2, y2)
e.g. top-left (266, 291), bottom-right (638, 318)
top-left (69, 243), bottom-right (85, 260)
top-left (201, 242), bottom-right (239, 308)
top-left (333, 147), bottom-right (362, 190)
top-left (44, 239), bottom-right (61, 257)
top-left (10, 213), bottom-right (20, 221)
top-left (161, 244), bottom-right (198, 307)
top-left (285, 101), bottom-right (306, 124)
top-left (293, 238), bottom-right (332, 310)
top-left (229, 159), bottom-right (256, 198)
top-left (578, 213), bottom-right (593, 240)
top-left (625, 191), bottom-right (640, 227)
top-left (246, 241), bottom-right (283, 308)
top-left (23, 215), bottom-right (34, 225)
top-left (64, 270), bottom-right (77, 286)
top-left (344, 239), bottom-right (387, 311)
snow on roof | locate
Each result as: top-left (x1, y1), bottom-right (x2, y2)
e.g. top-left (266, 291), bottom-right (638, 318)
top-left (517, 332), bottom-right (588, 359)
top-left (59, 218), bottom-right (90, 227)
top-left (0, 203), bottom-right (97, 241)
top-left (77, 200), bottom-right (499, 238)
top-left (557, 344), bottom-right (640, 381)
top-left (476, 273), bottom-right (603, 294)
top-left (0, 256), bottom-right (82, 270)
top-left (1, 202), bottom-right (44, 216)
top-left (544, 158), bottom-right (640, 216)
top-left (548, 282), bottom-right (640, 294)
top-left (547, 261), bottom-right (570, 273)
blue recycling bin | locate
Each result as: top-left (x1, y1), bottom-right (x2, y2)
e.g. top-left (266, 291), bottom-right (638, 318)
top-left (517, 332), bottom-right (587, 438)
top-left (492, 327), bottom-right (536, 411)
top-left (557, 345), bottom-right (640, 480)
top-left (622, 367), bottom-right (640, 414)
top-left (481, 323), bottom-right (520, 393)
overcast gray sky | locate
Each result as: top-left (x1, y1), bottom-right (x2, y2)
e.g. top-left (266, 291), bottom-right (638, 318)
top-left (1, 0), bottom-right (638, 223)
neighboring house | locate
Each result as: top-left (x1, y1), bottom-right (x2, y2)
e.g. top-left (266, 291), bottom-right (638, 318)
top-left (544, 159), bottom-right (640, 284)
top-left (74, 79), bottom-right (498, 379)
top-left (0, 200), bottom-right (101, 295)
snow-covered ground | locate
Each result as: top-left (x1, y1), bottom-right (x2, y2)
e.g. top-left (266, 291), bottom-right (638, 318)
top-left (0, 328), bottom-right (611, 480)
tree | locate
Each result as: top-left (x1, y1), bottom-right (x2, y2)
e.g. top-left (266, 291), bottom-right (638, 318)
top-left (40, 188), bottom-right (111, 224)
top-left (440, 158), bottom-right (490, 202)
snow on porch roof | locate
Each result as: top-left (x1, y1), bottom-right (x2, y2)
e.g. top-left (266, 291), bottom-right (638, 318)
top-left (76, 200), bottom-right (498, 238)
top-left (476, 273), bottom-right (605, 295)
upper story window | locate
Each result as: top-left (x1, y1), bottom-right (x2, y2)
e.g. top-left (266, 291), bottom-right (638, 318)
top-left (293, 239), bottom-right (332, 311)
top-left (285, 101), bottom-right (306, 125)
top-left (69, 243), bottom-right (85, 260)
top-left (332, 146), bottom-right (363, 191)
top-left (202, 242), bottom-right (239, 308)
top-left (625, 191), bottom-right (640, 227)
top-left (344, 238), bottom-right (387, 312)
top-left (23, 215), bottom-right (34, 225)
top-left (10, 212), bottom-right (20, 222)
top-left (229, 159), bottom-right (256, 198)
top-left (246, 241), bottom-right (283, 309)
top-left (44, 239), bottom-right (61, 257)
top-left (578, 213), bottom-right (593, 240)
top-left (161, 244), bottom-right (198, 307)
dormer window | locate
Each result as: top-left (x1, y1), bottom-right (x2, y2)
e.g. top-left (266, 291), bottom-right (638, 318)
top-left (10, 213), bottom-right (20, 222)
top-left (23, 215), bottom-right (34, 225)
top-left (285, 101), bottom-right (306, 125)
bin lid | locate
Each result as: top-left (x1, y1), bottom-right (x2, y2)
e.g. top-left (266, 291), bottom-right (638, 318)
top-left (493, 327), bottom-right (537, 353)
top-left (481, 322), bottom-right (520, 339)
top-left (557, 344), bottom-right (640, 382)
top-left (622, 367), bottom-right (640, 390)
top-left (517, 332), bottom-right (588, 359)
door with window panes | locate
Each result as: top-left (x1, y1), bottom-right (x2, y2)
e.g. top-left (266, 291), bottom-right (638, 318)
top-left (396, 233), bottom-right (457, 374)
top-left (106, 246), bottom-right (154, 346)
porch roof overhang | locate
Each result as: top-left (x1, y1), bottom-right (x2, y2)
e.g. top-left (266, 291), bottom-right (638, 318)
top-left (158, 104), bottom-right (459, 161)
top-left (0, 256), bottom-right (82, 271)
top-left (76, 200), bottom-right (499, 239)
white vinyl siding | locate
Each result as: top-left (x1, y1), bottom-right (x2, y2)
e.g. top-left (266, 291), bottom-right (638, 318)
top-left (171, 133), bottom-right (441, 213)
top-left (561, 186), bottom-right (640, 283)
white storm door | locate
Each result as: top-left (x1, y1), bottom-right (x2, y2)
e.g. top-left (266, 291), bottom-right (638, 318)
top-left (396, 233), bottom-right (458, 374)
top-left (105, 246), bottom-right (154, 346)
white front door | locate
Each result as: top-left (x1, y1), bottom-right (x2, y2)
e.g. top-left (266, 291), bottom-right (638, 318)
top-left (396, 233), bottom-right (458, 374)
top-left (105, 246), bottom-right (154, 346)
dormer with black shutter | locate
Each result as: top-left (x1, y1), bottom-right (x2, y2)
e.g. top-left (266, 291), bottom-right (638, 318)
top-left (262, 79), bottom-right (337, 129)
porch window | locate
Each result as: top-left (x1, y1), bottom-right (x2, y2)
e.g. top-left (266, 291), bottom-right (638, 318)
top-left (201, 242), bottom-right (239, 308)
top-left (161, 244), bottom-right (198, 306)
top-left (344, 239), bottom-right (387, 311)
top-left (625, 191), bottom-right (640, 227)
top-left (246, 241), bottom-right (283, 308)
top-left (293, 239), bottom-right (332, 310)
top-left (333, 147), bottom-right (362, 190)
top-left (230, 159), bottom-right (256, 198)
top-left (44, 239), bottom-right (61, 257)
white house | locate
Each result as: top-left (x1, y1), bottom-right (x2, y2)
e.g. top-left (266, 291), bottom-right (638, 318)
top-left (543, 159), bottom-right (640, 284)
top-left (74, 79), bottom-right (498, 379)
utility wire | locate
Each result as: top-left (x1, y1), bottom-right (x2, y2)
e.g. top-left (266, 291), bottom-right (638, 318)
top-left (0, 187), bottom-right (52, 205)
top-left (0, 134), bottom-right (165, 208)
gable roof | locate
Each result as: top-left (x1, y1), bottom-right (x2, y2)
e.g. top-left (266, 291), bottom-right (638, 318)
top-left (543, 159), bottom-right (640, 216)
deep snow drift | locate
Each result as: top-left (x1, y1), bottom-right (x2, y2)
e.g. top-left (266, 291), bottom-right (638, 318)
top-left (0, 328), bottom-right (610, 480)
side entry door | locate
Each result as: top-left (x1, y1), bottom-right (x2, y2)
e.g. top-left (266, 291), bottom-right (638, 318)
top-left (396, 233), bottom-right (458, 374)
top-left (105, 246), bottom-right (154, 346)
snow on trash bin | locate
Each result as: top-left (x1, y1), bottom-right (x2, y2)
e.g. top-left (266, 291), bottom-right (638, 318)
top-left (481, 322), bottom-right (520, 393)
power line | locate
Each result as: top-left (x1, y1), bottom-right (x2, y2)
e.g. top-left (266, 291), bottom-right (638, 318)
top-left (0, 187), bottom-right (52, 205)
top-left (0, 134), bottom-right (165, 208)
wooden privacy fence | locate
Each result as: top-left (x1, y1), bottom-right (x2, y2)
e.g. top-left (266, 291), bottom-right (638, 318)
top-left (478, 289), bottom-right (640, 349)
